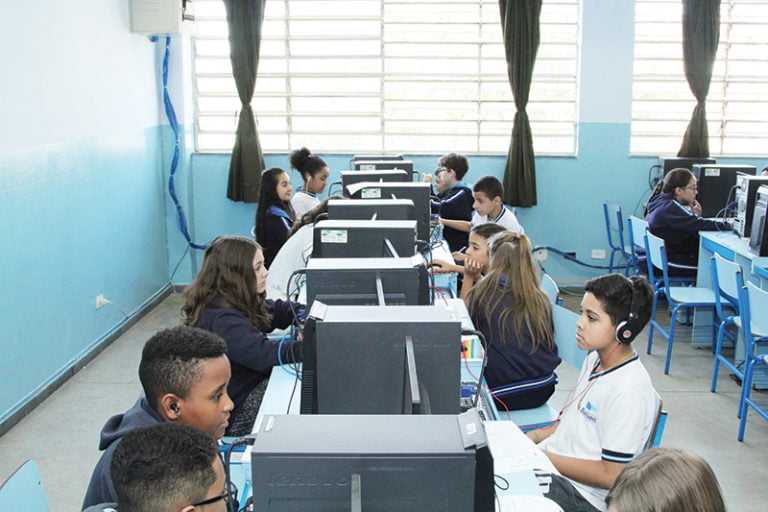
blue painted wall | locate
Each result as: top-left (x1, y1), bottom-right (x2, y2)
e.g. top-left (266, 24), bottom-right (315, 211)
top-left (0, 1), bottom-right (170, 424)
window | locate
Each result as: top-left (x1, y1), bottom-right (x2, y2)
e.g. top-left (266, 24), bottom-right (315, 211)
top-left (632, 0), bottom-right (768, 156)
top-left (194, 0), bottom-right (579, 155)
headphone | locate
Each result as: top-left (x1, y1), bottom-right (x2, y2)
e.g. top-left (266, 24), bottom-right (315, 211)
top-left (615, 280), bottom-right (643, 344)
top-left (170, 403), bottom-right (180, 414)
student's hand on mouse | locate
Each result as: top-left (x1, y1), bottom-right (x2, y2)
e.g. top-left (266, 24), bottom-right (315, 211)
top-left (428, 259), bottom-right (458, 274)
top-left (464, 257), bottom-right (483, 279)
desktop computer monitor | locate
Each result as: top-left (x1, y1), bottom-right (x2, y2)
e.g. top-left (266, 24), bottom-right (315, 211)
top-left (300, 302), bottom-right (462, 415)
top-left (327, 198), bottom-right (415, 223)
top-left (749, 185), bottom-right (768, 256)
top-left (692, 164), bottom-right (756, 218)
top-left (659, 156), bottom-right (716, 175)
top-left (734, 175), bottom-right (768, 237)
top-left (250, 410), bottom-right (494, 512)
top-left (347, 182), bottom-right (431, 242)
top-left (311, 219), bottom-right (417, 258)
top-left (304, 256), bottom-right (430, 307)
top-left (341, 169), bottom-right (410, 194)
top-left (353, 159), bottom-right (414, 173)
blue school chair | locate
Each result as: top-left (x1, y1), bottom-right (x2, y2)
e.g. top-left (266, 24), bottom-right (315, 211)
top-left (603, 203), bottom-right (631, 274)
top-left (645, 395), bottom-right (667, 449)
top-left (737, 282), bottom-right (768, 441)
top-left (645, 232), bottom-right (717, 374)
top-left (626, 216), bottom-right (649, 276)
top-left (0, 460), bottom-right (49, 512)
top-left (541, 273), bottom-right (561, 306)
top-left (710, 253), bottom-right (745, 394)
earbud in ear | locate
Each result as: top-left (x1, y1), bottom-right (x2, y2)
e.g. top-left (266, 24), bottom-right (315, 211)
top-left (170, 403), bottom-right (180, 414)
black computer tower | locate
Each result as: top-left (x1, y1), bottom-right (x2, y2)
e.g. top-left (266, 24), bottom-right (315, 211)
top-left (659, 156), bottom-right (715, 175)
top-left (692, 164), bottom-right (756, 218)
top-left (734, 175), bottom-right (768, 237)
top-left (749, 185), bottom-right (768, 257)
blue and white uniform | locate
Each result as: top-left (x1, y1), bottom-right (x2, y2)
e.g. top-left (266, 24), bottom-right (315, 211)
top-left (539, 351), bottom-right (657, 511)
top-left (431, 183), bottom-right (473, 252)
top-left (471, 206), bottom-right (524, 233)
top-left (261, 205), bottom-right (294, 268)
top-left (291, 188), bottom-right (320, 219)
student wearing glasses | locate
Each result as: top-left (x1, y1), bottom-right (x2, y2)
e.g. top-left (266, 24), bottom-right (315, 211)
top-left (645, 168), bottom-right (728, 275)
top-left (427, 153), bottom-right (475, 252)
top-left (84, 423), bottom-right (229, 512)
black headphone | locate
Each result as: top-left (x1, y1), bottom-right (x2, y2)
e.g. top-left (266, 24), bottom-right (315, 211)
top-left (170, 403), bottom-right (180, 414)
top-left (615, 280), bottom-right (643, 344)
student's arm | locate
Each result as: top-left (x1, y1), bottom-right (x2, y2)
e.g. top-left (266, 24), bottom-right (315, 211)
top-left (267, 299), bottom-right (305, 330)
top-left (526, 424), bottom-right (557, 444)
top-left (428, 259), bottom-right (462, 274)
top-left (441, 218), bottom-right (472, 232)
top-left (540, 451), bottom-right (626, 489)
top-left (460, 257), bottom-right (483, 303)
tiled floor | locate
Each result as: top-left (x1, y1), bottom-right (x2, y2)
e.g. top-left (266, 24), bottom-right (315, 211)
top-left (1, 292), bottom-right (767, 511)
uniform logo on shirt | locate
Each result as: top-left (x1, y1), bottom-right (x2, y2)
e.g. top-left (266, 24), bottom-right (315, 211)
top-left (580, 401), bottom-right (597, 423)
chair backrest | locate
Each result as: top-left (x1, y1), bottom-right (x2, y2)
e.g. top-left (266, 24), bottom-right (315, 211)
top-left (552, 304), bottom-right (586, 369)
top-left (0, 460), bottom-right (49, 512)
top-left (645, 395), bottom-right (667, 449)
top-left (742, 282), bottom-right (768, 341)
top-left (711, 253), bottom-right (743, 321)
top-left (644, 232), bottom-right (671, 293)
top-left (541, 273), bottom-right (560, 305)
top-left (627, 216), bottom-right (649, 253)
top-left (603, 203), bottom-right (626, 251)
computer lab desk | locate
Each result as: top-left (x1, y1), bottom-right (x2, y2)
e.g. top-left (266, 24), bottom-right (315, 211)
top-left (694, 232), bottom-right (768, 388)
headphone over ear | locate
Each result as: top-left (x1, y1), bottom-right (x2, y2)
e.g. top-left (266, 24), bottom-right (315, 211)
top-left (615, 280), bottom-right (643, 344)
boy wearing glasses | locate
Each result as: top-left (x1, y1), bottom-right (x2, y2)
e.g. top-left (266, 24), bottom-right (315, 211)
top-left (84, 423), bottom-right (228, 512)
top-left (645, 168), bottom-right (728, 273)
top-left (428, 153), bottom-right (475, 252)
top-left (82, 326), bottom-right (234, 509)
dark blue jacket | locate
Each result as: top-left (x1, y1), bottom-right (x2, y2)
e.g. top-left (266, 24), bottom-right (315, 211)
top-left (82, 397), bottom-right (163, 509)
top-left (195, 299), bottom-right (302, 410)
top-left (645, 193), bottom-right (727, 267)
top-left (470, 289), bottom-right (560, 406)
top-left (261, 205), bottom-right (294, 268)
top-left (430, 183), bottom-right (473, 252)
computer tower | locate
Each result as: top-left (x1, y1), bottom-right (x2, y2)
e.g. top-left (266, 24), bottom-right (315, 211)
top-left (251, 411), bottom-right (494, 512)
top-left (341, 169), bottom-right (409, 193)
top-left (659, 156), bottom-right (715, 175)
top-left (312, 219), bottom-right (417, 258)
top-left (327, 198), bottom-right (415, 223)
top-left (692, 164), bottom-right (756, 218)
top-left (734, 175), bottom-right (768, 237)
top-left (749, 185), bottom-right (768, 257)
top-left (347, 182), bottom-right (431, 242)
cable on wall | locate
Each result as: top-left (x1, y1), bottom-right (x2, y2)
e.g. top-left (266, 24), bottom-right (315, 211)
top-left (157, 35), bottom-right (207, 251)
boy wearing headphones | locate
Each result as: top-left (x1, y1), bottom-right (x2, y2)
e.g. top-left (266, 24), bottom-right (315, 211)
top-left (82, 326), bottom-right (234, 510)
top-left (84, 423), bottom-right (227, 512)
top-left (528, 274), bottom-right (658, 512)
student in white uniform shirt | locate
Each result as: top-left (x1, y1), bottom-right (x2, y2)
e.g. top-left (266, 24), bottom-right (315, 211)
top-left (528, 274), bottom-right (658, 512)
top-left (289, 147), bottom-right (330, 218)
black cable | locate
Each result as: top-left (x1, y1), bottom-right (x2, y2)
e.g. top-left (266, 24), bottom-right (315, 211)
top-left (494, 474), bottom-right (510, 491)
top-left (223, 436), bottom-right (257, 512)
top-left (462, 328), bottom-right (489, 409)
top-left (648, 163), bottom-right (663, 190)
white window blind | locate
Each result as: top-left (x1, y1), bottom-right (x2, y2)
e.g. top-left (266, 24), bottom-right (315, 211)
top-left (632, 0), bottom-right (768, 156)
top-left (194, 0), bottom-right (579, 155)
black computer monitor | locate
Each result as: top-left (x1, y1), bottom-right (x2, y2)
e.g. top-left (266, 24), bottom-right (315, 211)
top-left (304, 256), bottom-right (430, 307)
top-left (749, 185), bottom-right (768, 256)
top-left (311, 219), bottom-right (417, 258)
top-left (300, 302), bottom-right (462, 415)
top-left (250, 411), bottom-right (494, 512)
top-left (347, 182), bottom-right (431, 242)
top-left (659, 156), bottom-right (716, 175)
top-left (341, 169), bottom-right (410, 195)
top-left (692, 164), bottom-right (756, 218)
top-left (327, 198), bottom-right (415, 223)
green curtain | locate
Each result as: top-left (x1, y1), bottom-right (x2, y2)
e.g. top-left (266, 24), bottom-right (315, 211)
top-left (677, 0), bottom-right (721, 158)
top-left (498, 0), bottom-right (541, 207)
top-left (224, 0), bottom-right (267, 203)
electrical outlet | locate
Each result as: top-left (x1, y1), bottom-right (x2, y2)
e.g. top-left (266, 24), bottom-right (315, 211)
top-left (96, 294), bottom-right (109, 309)
top-left (591, 249), bottom-right (607, 260)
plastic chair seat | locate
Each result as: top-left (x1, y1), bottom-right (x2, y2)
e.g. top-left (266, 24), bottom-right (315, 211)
top-left (666, 287), bottom-right (717, 304)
